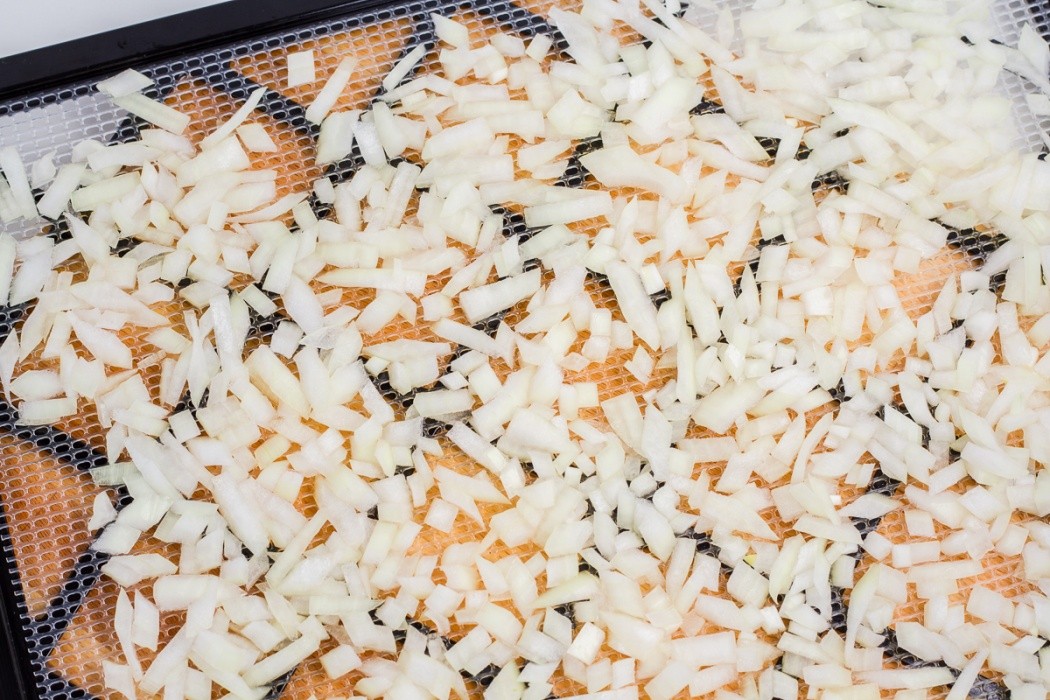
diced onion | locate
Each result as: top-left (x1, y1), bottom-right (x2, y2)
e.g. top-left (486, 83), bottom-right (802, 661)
top-left (285, 49), bottom-right (317, 88)
top-left (113, 93), bottom-right (191, 134)
top-left (305, 58), bottom-right (357, 125)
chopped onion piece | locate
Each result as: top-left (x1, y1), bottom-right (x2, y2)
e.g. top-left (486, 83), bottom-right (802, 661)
top-left (96, 69), bottom-right (153, 98)
top-left (305, 58), bottom-right (357, 124)
top-left (286, 49), bottom-right (317, 88)
top-left (237, 122), bottom-right (279, 153)
top-left (201, 87), bottom-right (267, 150)
top-left (459, 269), bottom-right (541, 324)
top-left (30, 151), bottom-right (56, 188)
top-left (0, 147), bottom-right (37, 219)
top-left (113, 93), bottom-right (191, 135)
top-left (88, 492), bottom-right (118, 531)
top-left (383, 44), bottom-right (427, 92)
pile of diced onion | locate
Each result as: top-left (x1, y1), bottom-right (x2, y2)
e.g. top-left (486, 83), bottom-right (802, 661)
top-left (1, 0), bottom-right (1049, 697)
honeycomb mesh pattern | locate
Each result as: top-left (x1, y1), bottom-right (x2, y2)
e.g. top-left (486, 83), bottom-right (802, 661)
top-left (0, 0), bottom-right (1045, 698)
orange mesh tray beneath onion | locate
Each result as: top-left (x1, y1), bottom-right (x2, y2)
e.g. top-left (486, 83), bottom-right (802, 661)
top-left (0, 0), bottom-right (1043, 698)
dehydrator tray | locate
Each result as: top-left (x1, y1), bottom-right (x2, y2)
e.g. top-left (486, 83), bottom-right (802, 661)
top-left (0, 0), bottom-right (1047, 698)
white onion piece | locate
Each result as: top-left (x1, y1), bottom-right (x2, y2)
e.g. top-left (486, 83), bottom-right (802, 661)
top-left (946, 650), bottom-right (989, 700)
top-left (230, 191), bottom-right (307, 223)
top-left (317, 267), bottom-right (427, 296)
top-left (604, 261), bottom-right (661, 350)
top-left (432, 318), bottom-right (503, 357)
top-left (70, 171), bottom-right (140, 212)
top-left (201, 87), bottom-right (267, 150)
top-left (69, 315), bottom-right (132, 368)
top-left (459, 269), bottom-right (541, 324)
top-left (305, 58), bottom-right (357, 124)
top-left (320, 645), bottom-right (362, 679)
top-left (433, 14), bottom-right (469, 48)
top-left (856, 668), bottom-right (956, 689)
top-left (17, 398), bottom-right (77, 425)
top-left (113, 93), bottom-right (191, 135)
top-left (103, 554), bottom-right (178, 587)
top-left (176, 136), bottom-right (250, 187)
top-left (88, 492), bottom-right (118, 531)
top-left (237, 123), bottom-right (279, 153)
top-left (0, 147), bottom-right (37, 220)
top-left (285, 49), bottom-right (316, 88)
top-left (103, 661), bottom-right (137, 700)
top-left (30, 151), bottom-right (56, 188)
top-left (383, 44), bottom-right (427, 92)
top-left (92, 523), bottom-right (142, 555)
top-left (96, 69), bottom-right (153, 98)
top-left (580, 145), bottom-right (688, 202)
top-left (211, 474), bottom-right (269, 556)
top-left (524, 191), bottom-right (612, 227)
top-left (316, 110), bottom-right (360, 165)
top-left (242, 622), bottom-right (325, 686)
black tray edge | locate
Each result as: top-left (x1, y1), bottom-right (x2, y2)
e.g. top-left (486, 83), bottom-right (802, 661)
top-left (0, 0), bottom-right (396, 105)
top-left (0, 500), bottom-right (34, 700)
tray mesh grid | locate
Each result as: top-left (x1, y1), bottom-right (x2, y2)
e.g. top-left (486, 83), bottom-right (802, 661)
top-left (0, 0), bottom-right (1046, 698)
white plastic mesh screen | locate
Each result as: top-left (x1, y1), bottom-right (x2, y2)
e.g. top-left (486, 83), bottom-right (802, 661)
top-left (0, 0), bottom-right (1044, 698)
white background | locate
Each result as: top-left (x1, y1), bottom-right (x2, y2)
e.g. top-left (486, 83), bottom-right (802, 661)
top-left (0, 0), bottom-right (234, 58)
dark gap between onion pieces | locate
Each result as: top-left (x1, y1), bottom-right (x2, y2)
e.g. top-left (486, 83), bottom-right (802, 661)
top-left (940, 220), bottom-right (1010, 292)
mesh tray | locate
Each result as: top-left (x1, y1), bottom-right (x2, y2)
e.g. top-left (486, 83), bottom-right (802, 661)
top-left (0, 0), bottom-right (1047, 698)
